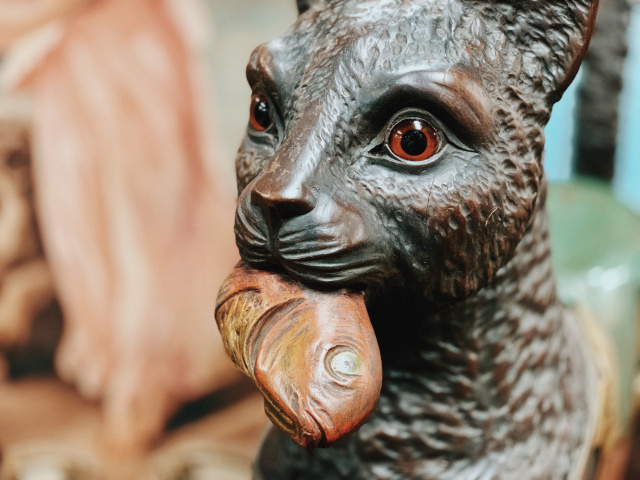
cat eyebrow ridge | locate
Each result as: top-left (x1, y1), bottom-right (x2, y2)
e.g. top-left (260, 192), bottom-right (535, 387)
top-left (365, 67), bottom-right (494, 146)
top-left (246, 44), bottom-right (279, 94)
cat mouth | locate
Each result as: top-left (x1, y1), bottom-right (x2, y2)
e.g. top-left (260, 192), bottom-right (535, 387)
top-left (237, 245), bottom-right (387, 291)
top-left (277, 249), bottom-right (387, 290)
top-left (235, 216), bottom-right (388, 292)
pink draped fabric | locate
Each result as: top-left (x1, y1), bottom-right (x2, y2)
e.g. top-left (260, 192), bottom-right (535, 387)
top-left (2, 0), bottom-right (240, 450)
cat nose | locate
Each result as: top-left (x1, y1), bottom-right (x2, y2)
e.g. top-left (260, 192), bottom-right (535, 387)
top-left (250, 173), bottom-right (315, 219)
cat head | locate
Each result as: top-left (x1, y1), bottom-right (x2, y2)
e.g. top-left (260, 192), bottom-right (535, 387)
top-left (234, 0), bottom-right (597, 302)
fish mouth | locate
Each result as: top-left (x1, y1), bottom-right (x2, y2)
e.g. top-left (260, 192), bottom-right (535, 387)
top-left (302, 408), bottom-right (328, 448)
top-left (262, 395), bottom-right (327, 448)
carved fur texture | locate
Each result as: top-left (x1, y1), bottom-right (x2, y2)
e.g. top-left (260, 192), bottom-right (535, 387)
top-left (232, 0), bottom-right (599, 478)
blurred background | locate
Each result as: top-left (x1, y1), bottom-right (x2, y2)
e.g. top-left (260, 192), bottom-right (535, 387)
top-left (208, 0), bottom-right (296, 184)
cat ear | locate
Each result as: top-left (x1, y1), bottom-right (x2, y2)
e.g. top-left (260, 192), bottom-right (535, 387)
top-left (297, 0), bottom-right (319, 14)
top-left (512, 0), bottom-right (599, 104)
top-left (297, 0), bottom-right (315, 14)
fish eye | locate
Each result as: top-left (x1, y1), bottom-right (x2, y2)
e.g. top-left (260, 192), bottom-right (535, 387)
top-left (325, 346), bottom-right (363, 382)
top-left (249, 93), bottom-right (273, 132)
top-left (387, 118), bottom-right (440, 162)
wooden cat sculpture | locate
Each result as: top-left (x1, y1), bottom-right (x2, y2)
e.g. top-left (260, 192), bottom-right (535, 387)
top-left (216, 0), bottom-right (624, 478)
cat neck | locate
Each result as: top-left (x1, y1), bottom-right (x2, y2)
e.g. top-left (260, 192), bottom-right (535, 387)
top-left (359, 201), bottom-right (595, 478)
top-left (255, 195), bottom-right (598, 480)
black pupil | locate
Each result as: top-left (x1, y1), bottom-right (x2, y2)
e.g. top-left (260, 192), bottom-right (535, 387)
top-left (254, 100), bottom-right (271, 128)
top-left (401, 129), bottom-right (428, 156)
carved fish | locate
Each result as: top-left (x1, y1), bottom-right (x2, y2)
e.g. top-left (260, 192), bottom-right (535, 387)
top-left (215, 262), bottom-right (382, 448)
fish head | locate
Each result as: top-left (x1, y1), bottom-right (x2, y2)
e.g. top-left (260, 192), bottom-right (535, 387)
top-left (253, 292), bottom-right (382, 448)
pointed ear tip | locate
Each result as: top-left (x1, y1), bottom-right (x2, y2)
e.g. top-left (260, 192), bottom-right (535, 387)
top-left (297, 0), bottom-right (313, 14)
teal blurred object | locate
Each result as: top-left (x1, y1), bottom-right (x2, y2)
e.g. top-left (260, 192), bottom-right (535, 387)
top-left (616, 6), bottom-right (640, 213)
top-left (545, 5), bottom-right (640, 431)
top-left (548, 178), bottom-right (640, 426)
top-left (545, 7), bottom-right (640, 214)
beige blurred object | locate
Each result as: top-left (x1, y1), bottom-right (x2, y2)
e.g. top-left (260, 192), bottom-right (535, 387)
top-left (0, 116), bottom-right (54, 349)
top-left (0, 0), bottom-right (86, 50)
top-left (0, 0), bottom-right (241, 451)
top-left (0, 377), bottom-right (267, 479)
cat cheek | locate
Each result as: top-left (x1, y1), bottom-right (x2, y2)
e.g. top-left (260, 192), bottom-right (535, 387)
top-left (234, 189), bottom-right (274, 266)
top-left (235, 140), bottom-right (273, 194)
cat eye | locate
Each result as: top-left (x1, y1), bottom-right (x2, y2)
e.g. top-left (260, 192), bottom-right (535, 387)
top-left (388, 119), bottom-right (440, 162)
top-left (364, 108), bottom-right (455, 169)
top-left (250, 93), bottom-right (273, 132)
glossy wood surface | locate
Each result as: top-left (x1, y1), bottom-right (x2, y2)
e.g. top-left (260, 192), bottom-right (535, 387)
top-left (216, 262), bottom-right (382, 448)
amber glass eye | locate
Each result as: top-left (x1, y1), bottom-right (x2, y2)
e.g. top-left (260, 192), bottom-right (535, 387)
top-left (250, 94), bottom-right (272, 132)
top-left (388, 119), bottom-right (439, 162)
